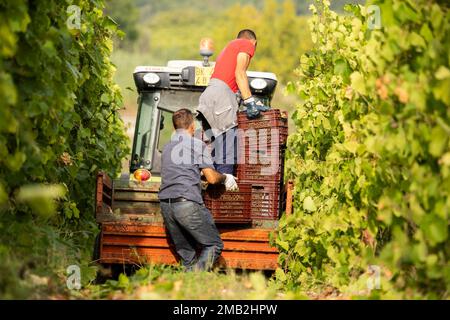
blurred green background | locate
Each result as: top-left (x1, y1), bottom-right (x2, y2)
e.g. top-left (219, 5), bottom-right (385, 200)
top-left (106, 0), bottom-right (362, 137)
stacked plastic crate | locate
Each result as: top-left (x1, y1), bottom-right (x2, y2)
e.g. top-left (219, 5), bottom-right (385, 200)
top-left (203, 183), bottom-right (252, 223)
top-left (203, 109), bottom-right (288, 223)
top-left (236, 109), bottom-right (288, 220)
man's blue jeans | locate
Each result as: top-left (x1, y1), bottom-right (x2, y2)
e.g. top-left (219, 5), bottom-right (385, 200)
top-left (160, 200), bottom-right (224, 271)
top-left (212, 127), bottom-right (237, 175)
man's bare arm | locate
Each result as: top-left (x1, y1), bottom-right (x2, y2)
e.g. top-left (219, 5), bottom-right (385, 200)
top-left (235, 52), bottom-right (252, 99)
top-left (201, 168), bottom-right (226, 185)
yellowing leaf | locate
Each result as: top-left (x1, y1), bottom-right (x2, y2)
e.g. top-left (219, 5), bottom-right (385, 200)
top-left (432, 78), bottom-right (450, 105)
top-left (350, 72), bottom-right (366, 95)
top-left (275, 268), bottom-right (287, 282)
top-left (409, 32), bottom-right (425, 48)
top-left (276, 239), bottom-right (289, 251)
top-left (439, 152), bottom-right (450, 166)
top-left (435, 66), bottom-right (450, 80)
top-left (429, 126), bottom-right (448, 157)
top-left (343, 140), bottom-right (359, 154)
top-left (16, 184), bottom-right (66, 218)
top-left (303, 196), bottom-right (317, 212)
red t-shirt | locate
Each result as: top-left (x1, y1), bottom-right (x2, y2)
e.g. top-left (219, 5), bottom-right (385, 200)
top-left (211, 39), bottom-right (255, 92)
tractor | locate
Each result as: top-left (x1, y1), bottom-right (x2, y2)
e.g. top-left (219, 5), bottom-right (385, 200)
top-left (93, 45), bottom-right (293, 272)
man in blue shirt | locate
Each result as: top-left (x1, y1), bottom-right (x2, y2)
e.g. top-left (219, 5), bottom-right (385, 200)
top-left (159, 108), bottom-right (238, 271)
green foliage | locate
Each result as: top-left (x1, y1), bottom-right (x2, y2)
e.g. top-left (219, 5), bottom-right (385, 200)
top-left (132, 0), bottom-right (365, 18)
top-left (112, 0), bottom-right (314, 121)
top-left (278, 0), bottom-right (450, 298)
top-left (0, 0), bottom-right (129, 298)
top-left (105, 0), bottom-right (139, 46)
top-left (212, 0), bottom-right (313, 84)
top-left (117, 0), bottom-right (312, 83)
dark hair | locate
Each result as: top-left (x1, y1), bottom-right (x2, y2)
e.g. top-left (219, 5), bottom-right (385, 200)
top-left (172, 108), bottom-right (194, 130)
top-left (237, 29), bottom-right (257, 41)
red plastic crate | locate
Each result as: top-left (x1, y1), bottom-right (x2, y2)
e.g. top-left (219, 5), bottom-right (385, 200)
top-left (237, 147), bottom-right (286, 181)
top-left (237, 127), bottom-right (288, 147)
top-left (236, 164), bottom-right (283, 182)
top-left (242, 146), bottom-right (286, 156)
top-left (238, 123), bottom-right (288, 133)
top-left (201, 109), bottom-right (289, 222)
top-left (203, 182), bottom-right (286, 222)
top-left (203, 183), bottom-right (252, 223)
top-left (238, 110), bottom-right (288, 130)
top-left (247, 182), bottom-right (283, 220)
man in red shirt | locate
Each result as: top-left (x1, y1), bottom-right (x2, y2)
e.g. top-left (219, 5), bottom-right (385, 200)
top-left (197, 29), bottom-right (268, 174)
top-left (211, 30), bottom-right (256, 97)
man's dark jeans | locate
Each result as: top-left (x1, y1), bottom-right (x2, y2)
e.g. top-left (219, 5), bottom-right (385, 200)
top-left (160, 200), bottom-right (224, 271)
top-left (212, 127), bottom-right (237, 175)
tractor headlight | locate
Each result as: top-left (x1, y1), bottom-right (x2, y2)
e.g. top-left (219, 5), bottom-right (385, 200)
top-left (250, 78), bottom-right (267, 90)
top-left (143, 73), bottom-right (160, 85)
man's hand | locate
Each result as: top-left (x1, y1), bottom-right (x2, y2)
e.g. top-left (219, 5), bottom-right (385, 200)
top-left (244, 97), bottom-right (259, 119)
top-left (255, 100), bottom-right (270, 112)
top-left (244, 97), bottom-right (270, 119)
top-left (224, 174), bottom-right (238, 191)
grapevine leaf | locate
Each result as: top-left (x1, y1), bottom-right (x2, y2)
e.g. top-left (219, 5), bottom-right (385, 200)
top-left (421, 215), bottom-right (448, 246)
top-left (303, 196), bottom-right (317, 212)
top-left (275, 268), bottom-right (287, 282)
top-left (429, 126), bottom-right (448, 157)
top-left (276, 239), bottom-right (289, 251)
top-left (350, 71), bottom-right (366, 95)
